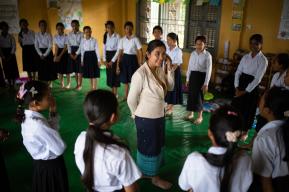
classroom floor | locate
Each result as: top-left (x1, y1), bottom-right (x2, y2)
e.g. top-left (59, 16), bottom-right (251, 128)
top-left (0, 69), bottom-right (253, 192)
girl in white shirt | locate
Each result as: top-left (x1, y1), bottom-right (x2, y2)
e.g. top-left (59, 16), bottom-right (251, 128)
top-left (179, 105), bottom-right (252, 192)
top-left (152, 25), bottom-right (168, 49)
top-left (270, 53), bottom-right (289, 88)
top-left (251, 87), bottom-right (289, 192)
top-left (74, 90), bottom-right (141, 192)
top-left (16, 80), bottom-right (68, 192)
top-left (78, 26), bottom-right (101, 90)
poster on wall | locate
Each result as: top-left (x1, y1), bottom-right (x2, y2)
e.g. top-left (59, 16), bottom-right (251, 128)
top-left (0, 0), bottom-right (19, 33)
top-left (278, 0), bottom-right (289, 39)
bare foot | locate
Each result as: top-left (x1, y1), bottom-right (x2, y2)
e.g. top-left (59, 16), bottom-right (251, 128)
top-left (184, 113), bottom-right (194, 121)
top-left (76, 86), bottom-right (82, 91)
top-left (194, 117), bottom-right (203, 125)
top-left (152, 176), bottom-right (172, 190)
top-left (65, 84), bottom-right (71, 89)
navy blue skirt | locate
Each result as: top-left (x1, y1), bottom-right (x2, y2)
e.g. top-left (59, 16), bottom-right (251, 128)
top-left (55, 48), bottom-right (69, 74)
top-left (106, 50), bottom-right (120, 88)
top-left (186, 71), bottom-right (206, 112)
top-left (1, 48), bottom-right (19, 79)
top-left (120, 54), bottom-right (138, 84)
top-left (83, 51), bottom-right (100, 78)
top-left (22, 44), bottom-right (38, 72)
top-left (165, 66), bottom-right (183, 105)
top-left (38, 48), bottom-right (57, 81)
top-left (68, 46), bottom-right (81, 73)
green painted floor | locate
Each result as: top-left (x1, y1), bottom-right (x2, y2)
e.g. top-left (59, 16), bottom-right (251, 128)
top-left (0, 69), bottom-right (253, 192)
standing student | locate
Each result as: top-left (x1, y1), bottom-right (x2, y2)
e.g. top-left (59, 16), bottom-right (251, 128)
top-left (103, 21), bottom-right (120, 95)
top-left (251, 87), bottom-right (289, 192)
top-left (16, 80), bottom-right (68, 192)
top-left (270, 53), bottom-right (289, 88)
top-left (179, 105), bottom-right (252, 192)
top-left (77, 26), bottom-right (101, 91)
top-left (165, 32), bottom-right (183, 116)
top-left (185, 36), bottom-right (212, 125)
top-left (74, 90), bottom-right (141, 192)
top-left (67, 20), bottom-right (83, 90)
top-left (0, 21), bottom-right (19, 87)
top-left (232, 34), bottom-right (268, 130)
top-left (117, 21), bottom-right (143, 100)
top-left (152, 25), bottom-right (168, 49)
top-left (34, 20), bottom-right (57, 87)
top-left (18, 18), bottom-right (38, 80)
top-left (53, 22), bottom-right (70, 89)
top-left (127, 40), bottom-right (174, 190)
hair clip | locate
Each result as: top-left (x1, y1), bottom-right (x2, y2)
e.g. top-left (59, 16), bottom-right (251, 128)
top-left (225, 131), bottom-right (241, 142)
top-left (29, 87), bottom-right (38, 98)
top-left (17, 83), bottom-right (27, 100)
top-left (227, 111), bottom-right (238, 116)
top-left (284, 110), bottom-right (289, 118)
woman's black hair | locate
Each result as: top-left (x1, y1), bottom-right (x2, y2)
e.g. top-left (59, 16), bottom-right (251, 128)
top-left (167, 32), bottom-right (179, 47)
top-left (276, 53), bottom-right (289, 71)
top-left (56, 22), bottom-right (65, 29)
top-left (15, 81), bottom-right (49, 123)
top-left (208, 105), bottom-right (244, 192)
top-left (38, 19), bottom-right (47, 27)
top-left (0, 21), bottom-right (9, 30)
top-left (195, 35), bottom-right (207, 44)
top-left (153, 25), bottom-right (163, 34)
top-left (82, 90), bottom-right (128, 192)
top-left (71, 19), bottom-right (79, 25)
top-left (145, 39), bottom-right (166, 61)
top-left (124, 21), bottom-right (133, 29)
top-left (250, 33), bottom-right (263, 44)
top-left (83, 26), bottom-right (91, 32)
top-left (19, 18), bottom-right (28, 26)
top-left (103, 21), bottom-right (115, 44)
top-left (263, 86), bottom-right (289, 161)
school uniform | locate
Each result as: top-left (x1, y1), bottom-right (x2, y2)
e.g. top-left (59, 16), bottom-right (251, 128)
top-left (118, 35), bottom-right (142, 83)
top-left (53, 34), bottom-right (69, 74)
top-left (19, 29), bottom-right (38, 72)
top-left (21, 110), bottom-right (68, 192)
top-left (232, 51), bottom-right (268, 130)
top-left (186, 50), bottom-right (212, 112)
top-left (179, 147), bottom-right (253, 192)
top-left (67, 31), bottom-right (83, 73)
top-left (165, 46), bottom-right (183, 105)
top-left (78, 37), bottom-right (101, 78)
top-left (0, 33), bottom-right (19, 80)
top-left (252, 120), bottom-right (289, 192)
top-left (34, 32), bottom-right (57, 81)
top-left (127, 63), bottom-right (174, 176)
top-left (74, 131), bottom-right (142, 192)
top-left (103, 33), bottom-right (120, 88)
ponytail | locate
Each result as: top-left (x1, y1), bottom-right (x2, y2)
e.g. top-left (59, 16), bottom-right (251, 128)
top-left (167, 32), bottom-right (179, 47)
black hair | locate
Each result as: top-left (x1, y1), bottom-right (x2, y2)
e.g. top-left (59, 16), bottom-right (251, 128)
top-left (82, 90), bottom-right (128, 192)
top-left (195, 35), bottom-right (207, 44)
top-left (276, 53), bottom-right (289, 71)
top-left (263, 86), bottom-right (289, 161)
top-left (83, 26), bottom-right (91, 32)
top-left (103, 21), bottom-right (115, 44)
top-left (250, 34), bottom-right (263, 44)
top-left (38, 19), bottom-right (47, 27)
top-left (19, 18), bottom-right (28, 26)
top-left (153, 25), bottom-right (163, 34)
top-left (207, 105), bottom-right (244, 192)
top-left (0, 21), bottom-right (9, 30)
top-left (145, 39), bottom-right (166, 61)
top-left (15, 81), bottom-right (49, 123)
top-left (56, 22), bottom-right (64, 29)
top-left (167, 32), bottom-right (179, 47)
top-left (71, 19), bottom-right (79, 25)
top-left (124, 21), bottom-right (133, 29)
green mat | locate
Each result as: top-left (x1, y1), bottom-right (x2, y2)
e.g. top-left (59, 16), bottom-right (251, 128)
top-left (0, 69), bottom-right (254, 192)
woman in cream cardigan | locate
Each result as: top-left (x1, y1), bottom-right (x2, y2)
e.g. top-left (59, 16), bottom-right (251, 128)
top-left (127, 40), bottom-right (174, 190)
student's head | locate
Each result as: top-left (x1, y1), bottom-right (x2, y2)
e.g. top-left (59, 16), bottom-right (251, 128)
top-left (272, 53), bottom-right (289, 72)
top-left (56, 22), bottom-right (65, 35)
top-left (195, 35), bottom-right (206, 52)
top-left (167, 32), bottom-right (179, 47)
top-left (124, 21), bottom-right (133, 36)
top-left (284, 70), bottom-right (289, 86)
top-left (71, 20), bottom-right (80, 32)
top-left (82, 90), bottom-right (127, 191)
top-left (153, 25), bottom-right (163, 40)
top-left (0, 21), bottom-right (9, 34)
top-left (38, 20), bottom-right (47, 32)
top-left (15, 81), bottom-right (50, 123)
top-left (249, 34), bottom-right (263, 53)
top-left (145, 40), bottom-right (167, 68)
top-left (105, 20), bottom-right (115, 34)
top-left (83, 26), bottom-right (92, 38)
top-left (19, 18), bottom-right (29, 30)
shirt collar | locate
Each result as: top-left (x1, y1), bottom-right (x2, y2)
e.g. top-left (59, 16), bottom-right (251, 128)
top-left (208, 146), bottom-right (227, 155)
top-left (24, 109), bottom-right (45, 119)
top-left (249, 51), bottom-right (262, 58)
top-left (258, 120), bottom-right (284, 135)
top-left (108, 33), bottom-right (116, 38)
top-left (194, 49), bottom-right (207, 55)
top-left (125, 35), bottom-right (135, 40)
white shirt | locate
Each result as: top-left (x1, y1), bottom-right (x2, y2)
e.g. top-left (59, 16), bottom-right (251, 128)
top-left (74, 131), bottom-right (142, 192)
top-left (118, 35), bottom-right (142, 55)
top-left (252, 120), bottom-right (289, 178)
top-left (21, 110), bottom-right (66, 160)
top-left (186, 50), bottom-right (212, 85)
top-left (234, 51), bottom-right (268, 92)
top-left (166, 46), bottom-right (183, 66)
top-left (19, 29), bottom-right (35, 45)
top-left (270, 70), bottom-right (289, 89)
top-left (77, 37), bottom-right (101, 63)
top-left (34, 32), bottom-right (53, 57)
top-left (0, 33), bottom-right (16, 54)
top-left (53, 34), bottom-right (68, 48)
top-left (179, 147), bottom-right (252, 192)
top-left (127, 62), bottom-right (175, 119)
top-left (67, 31), bottom-right (83, 54)
top-left (103, 33), bottom-right (120, 62)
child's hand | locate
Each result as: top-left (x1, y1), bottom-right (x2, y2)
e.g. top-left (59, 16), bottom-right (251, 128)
top-left (185, 81), bottom-right (189, 87)
top-left (202, 85), bottom-right (208, 93)
top-left (107, 61), bottom-right (113, 68)
top-left (116, 65), bottom-right (120, 75)
top-left (0, 129), bottom-right (9, 142)
top-left (98, 62), bottom-right (101, 68)
top-left (81, 62), bottom-right (84, 67)
top-left (49, 96), bottom-right (57, 112)
top-left (70, 54), bottom-right (75, 60)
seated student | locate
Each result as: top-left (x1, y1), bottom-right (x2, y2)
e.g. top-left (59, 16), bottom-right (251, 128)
top-left (270, 53), bottom-right (289, 88)
top-left (251, 87), bottom-right (289, 192)
top-left (74, 90), bottom-right (141, 192)
top-left (179, 105), bottom-right (252, 192)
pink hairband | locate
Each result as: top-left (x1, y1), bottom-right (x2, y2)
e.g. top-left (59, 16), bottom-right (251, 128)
top-left (227, 111), bottom-right (238, 116)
